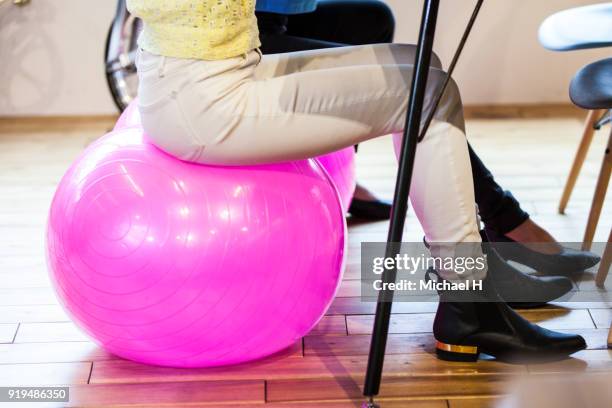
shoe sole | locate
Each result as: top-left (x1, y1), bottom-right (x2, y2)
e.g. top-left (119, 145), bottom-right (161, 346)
top-left (435, 341), bottom-right (479, 362)
top-left (435, 341), bottom-right (585, 364)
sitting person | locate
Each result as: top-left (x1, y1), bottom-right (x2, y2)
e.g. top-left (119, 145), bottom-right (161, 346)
top-left (127, 0), bottom-right (587, 362)
top-left (255, 0), bottom-right (600, 275)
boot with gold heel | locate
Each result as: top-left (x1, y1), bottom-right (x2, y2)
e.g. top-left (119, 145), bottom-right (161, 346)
top-left (432, 270), bottom-right (586, 363)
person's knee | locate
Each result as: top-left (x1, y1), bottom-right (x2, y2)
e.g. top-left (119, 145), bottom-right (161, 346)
top-left (430, 51), bottom-right (443, 70)
top-left (429, 68), bottom-right (461, 105)
top-left (384, 43), bottom-right (442, 69)
top-left (426, 69), bottom-right (465, 130)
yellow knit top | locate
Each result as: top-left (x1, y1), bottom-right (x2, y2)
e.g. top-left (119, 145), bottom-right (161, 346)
top-left (127, 0), bottom-right (261, 60)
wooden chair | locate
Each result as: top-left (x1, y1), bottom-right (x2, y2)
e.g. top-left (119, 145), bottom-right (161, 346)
top-left (568, 57), bottom-right (612, 252)
top-left (557, 109), bottom-right (606, 218)
top-left (596, 229), bottom-right (612, 287)
top-left (539, 3), bottom-right (612, 249)
top-left (594, 228), bottom-right (612, 347)
top-left (540, 5), bottom-right (612, 347)
top-left (568, 58), bottom-right (612, 347)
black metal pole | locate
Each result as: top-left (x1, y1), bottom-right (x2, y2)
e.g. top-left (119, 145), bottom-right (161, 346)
top-left (363, 0), bottom-right (441, 403)
top-left (418, 0), bottom-right (484, 142)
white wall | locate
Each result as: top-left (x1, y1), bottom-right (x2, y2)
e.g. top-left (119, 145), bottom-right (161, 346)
top-left (0, 0), bottom-right (115, 116)
top-left (0, 0), bottom-right (609, 116)
top-left (387, 0), bottom-right (611, 107)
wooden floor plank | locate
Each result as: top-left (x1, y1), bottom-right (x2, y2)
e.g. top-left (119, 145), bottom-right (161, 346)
top-left (0, 257), bottom-right (45, 271)
top-left (0, 305), bottom-right (69, 324)
top-left (346, 309), bottom-right (596, 335)
top-left (183, 402), bottom-right (447, 408)
top-left (304, 333), bottom-right (435, 356)
top-left (64, 380), bottom-right (264, 407)
top-left (0, 287), bottom-right (58, 306)
top-left (264, 401), bottom-right (447, 408)
top-left (448, 396), bottom-right (502, 408)
top-left (267, 375), bottom-right (510, 403)
top-left (528, 349), bottom-right (612, 374)
top-left (15, 322), bottom-right (89, 343)
top-left (547, 302), bottom-right (612, 310)
top-left (225, 401), bottom-right (449, 408)
top-left (347, 314), bottom-right (434, 335)
top-left (0, 272), bottom-right (51, 289)
top-left (305, 328), bottom-right (612, 356)
top-left (90, 353), bottom-right (523, 385)
top-left (0, 324), bottom-right (17, 344)
top-left (336, 280), bottom-right (361, 298)
top-left (557, 329), bottom-right (611, 350)
top-left (327, 298), bottom-right (438, 316)
top-left (0, 341), bottom-right (115, 364)
top-left (0, 362), bottom-right (92, 386)
top-left (589, 308), bottom-right (612, 329)
top-left (311, 316), bottom-right (348, 336)
top-left (520, 309), bottom-right (596, 330)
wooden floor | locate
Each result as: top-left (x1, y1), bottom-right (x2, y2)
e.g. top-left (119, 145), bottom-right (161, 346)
top-left (0, 115), bottom-right (611, 407)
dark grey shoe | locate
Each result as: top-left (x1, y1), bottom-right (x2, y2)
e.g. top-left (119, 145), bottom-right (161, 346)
top-left (485, 228), bottom-right (601, 275)
top-left (348, 198), bottom-right (392, 220)
top-left (485, 242), bottom-right (573, 308)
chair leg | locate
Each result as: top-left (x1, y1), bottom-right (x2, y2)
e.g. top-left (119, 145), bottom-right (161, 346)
top-left (583, 131), bottom-right (612, 251)
top-left (608, 325), bottom-right (612, 349)
top-left (559, 110), bottom-right (602, 214)
top-left (595, 229), bottom-right (612, 288)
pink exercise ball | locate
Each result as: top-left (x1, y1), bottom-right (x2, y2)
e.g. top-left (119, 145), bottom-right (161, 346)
top-left (114, 100), bottom-right (356, 212)
top-left (46, 127), bottom-right (346, 368)
top-left (316, 147), bottom-right (356, 212)
top-left (113, 100), bottom-right (142, 130)
top-left (392, 132), bottom-right (404, 159)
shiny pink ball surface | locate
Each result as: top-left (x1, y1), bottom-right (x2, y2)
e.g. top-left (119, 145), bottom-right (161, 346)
top-left (113, 100), bottom-right (142, 130)
top-left (47, 128), bottom-right (345, 368)
top-left (316, 147), bottom-right (356, 212)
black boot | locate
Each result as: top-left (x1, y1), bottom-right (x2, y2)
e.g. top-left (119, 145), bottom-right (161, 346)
top-left (424, 234), bottom-right (573, 308)
top-left (433, 273), bottom-right (586, 363)
top-left (481, 233), bottom-right (573, 308)
top-left (348, 198), bottom-right (392, 220)
top-left (485, 228), bottom-right (601, 275)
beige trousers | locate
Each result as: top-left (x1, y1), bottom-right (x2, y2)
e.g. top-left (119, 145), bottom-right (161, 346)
top-left (136, 44), bottom-right (485, 279)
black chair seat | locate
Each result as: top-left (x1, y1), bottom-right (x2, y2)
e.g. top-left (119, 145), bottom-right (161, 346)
top-left (570, 57), bottom-right (612, 110)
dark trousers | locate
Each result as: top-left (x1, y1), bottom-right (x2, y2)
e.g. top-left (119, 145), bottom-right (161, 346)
top-left (256, 0), bottom-right (529, 234)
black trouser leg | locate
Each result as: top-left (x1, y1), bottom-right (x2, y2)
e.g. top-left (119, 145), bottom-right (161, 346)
top-left (257, 0), bottom-right (395, 54)
top-left (286, 0), bottom-right (395, 45)
top-left (468, 143), bottom-right (529, 234)
top-left (257, 13), bottom-right (344, 54)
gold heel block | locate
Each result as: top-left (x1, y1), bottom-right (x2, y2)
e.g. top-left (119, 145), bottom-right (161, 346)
top-left (435, 341), bottom-right (479, 362)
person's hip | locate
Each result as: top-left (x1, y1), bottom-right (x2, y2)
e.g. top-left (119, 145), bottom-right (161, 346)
top-left (135, 49), bottom-right (262, 159)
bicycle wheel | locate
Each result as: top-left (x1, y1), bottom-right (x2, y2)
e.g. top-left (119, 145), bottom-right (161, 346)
top-left (105, 8), bottom-right (141, 111)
